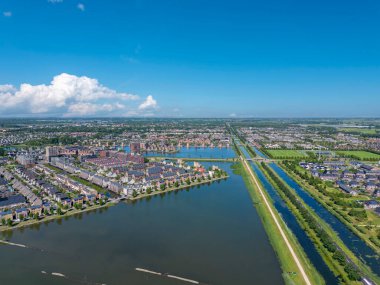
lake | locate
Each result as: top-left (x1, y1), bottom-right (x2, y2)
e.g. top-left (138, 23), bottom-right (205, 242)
top-left (0, 162), bottom-right (283, 285)
top-left (124, 146), bottom-right (236, 159)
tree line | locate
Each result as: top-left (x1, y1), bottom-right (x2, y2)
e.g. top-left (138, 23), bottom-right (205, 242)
top-left (261, 162), bottom-right (362, 281)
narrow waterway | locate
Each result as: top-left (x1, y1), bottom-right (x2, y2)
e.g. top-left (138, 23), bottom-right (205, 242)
top-left (253, 147), bottom-right (268, 159)
top-left (250, 162), bottom-right (338, 285)
top-left (238, 142), bottom-right (337, 284)
top-left (0, 162), bottom-right (283, 285)
top-left (270, 163), bottom-right (380, 276)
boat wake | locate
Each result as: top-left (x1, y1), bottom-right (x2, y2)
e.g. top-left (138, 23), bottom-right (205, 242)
top-left (42, 270), bottom-right (106, 285)
top-left (136, 267), bottom-right (202, 284)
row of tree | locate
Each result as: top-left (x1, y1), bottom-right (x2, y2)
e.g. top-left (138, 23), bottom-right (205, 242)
top-left (261, 162), bottom-right (362, 281)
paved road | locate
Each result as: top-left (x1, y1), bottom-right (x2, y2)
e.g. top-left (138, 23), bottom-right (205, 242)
top-left (240, 156), bottom-right (312, 285)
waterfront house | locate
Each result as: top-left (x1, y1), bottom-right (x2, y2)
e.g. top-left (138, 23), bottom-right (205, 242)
top-left (85, 194), bottom-right (96, 203)
top-left (42, 202), bottom-right (51, 213)
top-left (73, 196), bottom-right (84, 205)
top-left (15, 208), bottom-right (28, 220)
top-left (0, 211), bottom-right (13, 222)
top-left (62, 198), bottom-right (72, 207)
top-left (29, 205), bottom-right (42, 216)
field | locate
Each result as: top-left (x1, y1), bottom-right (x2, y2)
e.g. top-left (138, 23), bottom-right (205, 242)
top-left (336, 151), bottom-right (380, 160)
top-left (339, 128), bottom-right (377, 135)
top-left (265, 149), bottom-right (308, 158)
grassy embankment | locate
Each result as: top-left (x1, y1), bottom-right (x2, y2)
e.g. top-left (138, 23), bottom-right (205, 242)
top-left (261, 163), bottom-right (380, 284)
top-left (234, 160), bottom-right (324, 285)
top-left (279, 162), bottom-right (380, 253)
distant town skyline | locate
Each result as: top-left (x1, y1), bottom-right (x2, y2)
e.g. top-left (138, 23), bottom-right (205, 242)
top-left (1, 0), bottom-right (380, 117)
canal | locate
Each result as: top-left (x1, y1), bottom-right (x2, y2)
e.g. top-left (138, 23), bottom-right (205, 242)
top-left (270, 163), bottom-right (380, 276)
top-left (253, 147), bottom-right (268, 159)
top-left (0, 162), bottom-right (283, 285)
top-left (250, 162), bottom-right (338, 285)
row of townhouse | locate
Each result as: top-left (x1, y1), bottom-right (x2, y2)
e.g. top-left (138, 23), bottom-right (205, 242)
top-left (0, 194), bottom-right (26, 211)
top-left (12, 179), bottom-right (42, 206)
top-left (51, 159), bottom-right (123, 194)
top-left (0, 203), bottom-right (52, 224)
top-left (0, 166), bottom-right (42, 207)
top-left (0, 166), bottom-right (14, 181)
top-left (51, 158), bottom-right (81, 174)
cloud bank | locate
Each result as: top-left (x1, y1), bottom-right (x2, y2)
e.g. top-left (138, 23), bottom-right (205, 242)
top-left (0, 73), bottom-right (158, 117)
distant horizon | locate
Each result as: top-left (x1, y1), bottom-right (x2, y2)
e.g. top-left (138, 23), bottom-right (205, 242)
top-left (0, 116), bottom-right (379, 120)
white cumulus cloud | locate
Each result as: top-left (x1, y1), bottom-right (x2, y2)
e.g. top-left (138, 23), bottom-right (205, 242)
top-left (77, 3), bottom-right (85, 11)
top-left (3, 11), bottom-right (12, 17)
top-left (0, 73), bottom-right (157, 117)
top-left (138, 95), bottom-right (158, 110)
top-left (66, 102), bottom-right (125, 116)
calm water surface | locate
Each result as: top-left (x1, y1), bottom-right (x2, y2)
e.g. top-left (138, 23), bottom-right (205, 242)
top-left (124, 147), bottom-right (236, 159)
top-left (0, 162), bottom-right (283, 285)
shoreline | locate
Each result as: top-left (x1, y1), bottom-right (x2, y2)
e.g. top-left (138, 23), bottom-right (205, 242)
top-left (128, 175), bottom-right (229, 201)
top-left (0, 176), bottom-right (228, 233)
top-left (0, 202), bottom-right (113, 233)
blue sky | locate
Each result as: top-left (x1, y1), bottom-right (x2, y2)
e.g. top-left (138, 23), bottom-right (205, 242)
top-left (0, 0), bottom-right (379, 117)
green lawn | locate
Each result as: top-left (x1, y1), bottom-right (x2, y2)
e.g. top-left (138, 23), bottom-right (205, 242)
top-left (266, 149), bottom-right (308, 158)
top-left (337, 151), bottom-right (380, 160)
top-left (69, 175), bottom-right (108, 194)
top-left (339, 128), bottom-right (377, 135)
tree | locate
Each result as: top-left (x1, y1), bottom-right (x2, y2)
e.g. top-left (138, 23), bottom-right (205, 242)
top-left (1, 218), bottom-right (6, 225)
top-left (333, 250), bottom-right (346, 266)
top-left (19, 214), bottom-right (24, 221)
top-left (344, 264), bottom-right (361, 281)
top-left (160, 184), bottom-right (166, 191)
